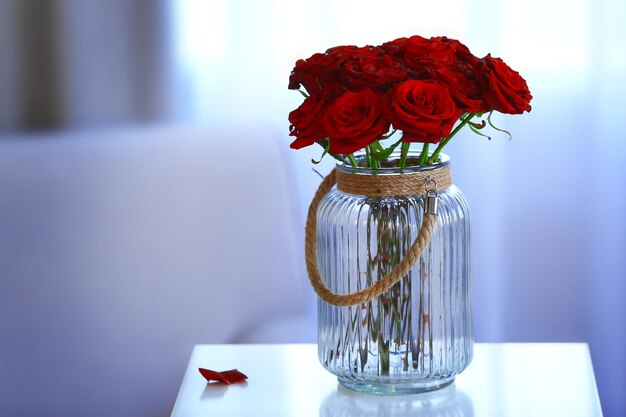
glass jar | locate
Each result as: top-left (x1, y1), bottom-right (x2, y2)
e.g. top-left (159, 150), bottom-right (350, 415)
top-left (315, 152), bottom-right (472, 395)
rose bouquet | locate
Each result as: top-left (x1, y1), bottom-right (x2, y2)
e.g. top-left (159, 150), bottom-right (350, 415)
top-left (291, 36), bottom-right (532, 393)
top-left (288, 35), bottom-right (532, 168)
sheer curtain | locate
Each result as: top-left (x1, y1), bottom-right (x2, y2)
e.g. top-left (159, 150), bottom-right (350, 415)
top-left (171, 0), bottom-right (625, 415)
top-left (0, 0), bottom-right (172, 132)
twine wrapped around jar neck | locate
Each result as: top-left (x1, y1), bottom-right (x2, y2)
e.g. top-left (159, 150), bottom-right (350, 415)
top-left (335, 163), bottom-right (452, 197)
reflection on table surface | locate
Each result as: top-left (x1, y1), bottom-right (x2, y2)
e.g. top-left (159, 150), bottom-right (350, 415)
top-left (320, 383), bottom-right (473, 417)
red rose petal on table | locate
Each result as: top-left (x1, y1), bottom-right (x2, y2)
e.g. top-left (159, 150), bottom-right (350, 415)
top-left (219, 370), bottom-right (248, 384)
top-left (199, 368), bottom-right (248, 384)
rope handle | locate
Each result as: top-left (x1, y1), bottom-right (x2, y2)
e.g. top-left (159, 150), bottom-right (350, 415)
top-left (305, 169), bottom-right (439, 307)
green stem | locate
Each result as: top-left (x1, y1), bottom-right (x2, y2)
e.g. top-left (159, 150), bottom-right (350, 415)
top-left (366, 145), bottom-right (379, 170)
top-left (399, 142), bottom-right (410, 169)
top-left (371, 141), bottom-right (385, 153)
top-left (418, 143), bottom-right (429, 166)
top-left (428, 113), bottom-right (475, 164)
top-left (348, 154), bottom-right (358, 167)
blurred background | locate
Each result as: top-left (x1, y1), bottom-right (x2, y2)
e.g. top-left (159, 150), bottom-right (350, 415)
top-left (0, 0), bottom-right (624, 416)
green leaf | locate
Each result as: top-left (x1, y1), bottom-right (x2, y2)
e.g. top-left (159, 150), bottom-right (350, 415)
top-left (487, 111), bottom-right (513, 141)
top-left (299, 89), bottom-right (309, 98)
top-left (370, 138), bottom-right (403, 161)
top-left (311, 147), bottom-right (328, 164)
top-left (380, 129), bottom-right (398, 140)
top-left (316, 138), bottom-right (329, 148)
top-left (469, 123), bottom-right (492, 140)
top-left (371, 141), bottom-right (385, 152)
top-left (315, 139), bottom-right (343, 162)
top-left (470, 120), bottom-right (487, 130)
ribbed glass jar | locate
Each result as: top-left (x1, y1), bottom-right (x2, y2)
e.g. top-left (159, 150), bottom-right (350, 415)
top-left (316, 152), bottom-right (472, 395)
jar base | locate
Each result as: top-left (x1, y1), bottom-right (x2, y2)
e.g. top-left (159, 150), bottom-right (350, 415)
top-left (337, 376), bottom-right (455, 396)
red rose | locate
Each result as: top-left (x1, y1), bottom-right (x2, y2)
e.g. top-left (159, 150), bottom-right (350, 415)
top-left (323, 90), bottom-right (390, 154)
top-left (325, 45), bottom-right (361, 55)
top-left (381, 36), bottom-right (481, 84)
top-left (385, 80), bottom-right (461, 143)
top-left (289, 88), bottom-right (337, 149)
top-left (405, 36), bottom-right (458, 62)
top-left (382, 36), bottom-right (473, 64)
top-left (379, 37), bottom-right (409, 58)
top-left (429, 36), bottom-right (476, 63)
top-left (478, 54), bottom-right (532, 114)
top-left (340, 46), bottom-right (409, 92)
top-left (429, 62), bottom-right (486, 113)
top-left (288, 46), bottom-right (359, 94)
top-left (381, 36), bottom-right (432, 76)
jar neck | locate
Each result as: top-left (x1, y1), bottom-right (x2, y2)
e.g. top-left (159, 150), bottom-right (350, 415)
top-left (336, 151), bottom-right (450, 176)
top-left (335, 152), bottom-right (452, 198)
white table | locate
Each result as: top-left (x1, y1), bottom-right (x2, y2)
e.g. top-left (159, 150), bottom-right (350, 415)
top-left (170, 343), bottom-right (603, 417)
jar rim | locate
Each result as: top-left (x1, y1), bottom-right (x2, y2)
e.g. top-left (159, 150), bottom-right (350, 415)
top-left (337, 151), bottom-right (450, 175)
